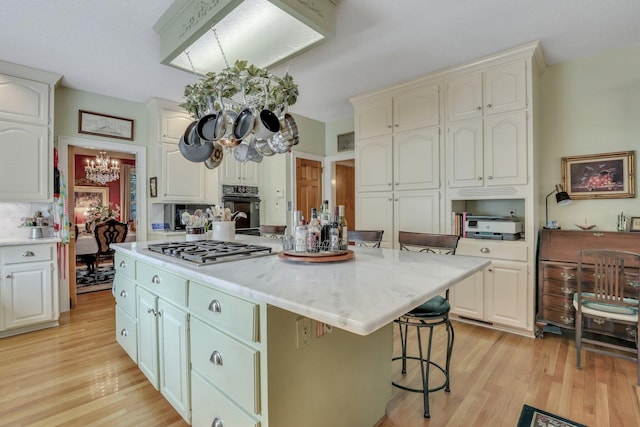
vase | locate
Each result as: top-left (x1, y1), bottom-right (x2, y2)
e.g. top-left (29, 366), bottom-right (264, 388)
top-left (185, 226), bottom-right (205, 242)
top-left (210, 221), bottom-right (235, 241)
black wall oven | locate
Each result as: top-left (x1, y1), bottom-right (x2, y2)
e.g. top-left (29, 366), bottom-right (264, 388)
top-left (221, 185), bottom-right (261, 235)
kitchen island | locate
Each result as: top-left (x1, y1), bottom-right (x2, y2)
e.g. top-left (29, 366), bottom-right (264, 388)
top-left (111, 238), bottom-right (489, 427)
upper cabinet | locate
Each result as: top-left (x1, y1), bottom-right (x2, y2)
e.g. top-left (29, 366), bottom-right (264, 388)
top-left (161, 108), bottom-right (193, 145)
top-left (446, 61), bottom-right (527, 122)
top-left (219, 154), bottom-right (259, 186)
top-left (0, 62), bottom-right (60, 202)
top-left (354, 82), bottom-right (440, 139)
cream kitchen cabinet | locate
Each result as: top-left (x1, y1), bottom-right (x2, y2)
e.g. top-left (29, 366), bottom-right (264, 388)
top-left (354, 82), bottom-right (440, 139)
top-left (446, 60), bottom-right (526, 122)
top-left (0, 242), bottom-right (59, 337)
top-left (446, 111), bottom-right (527, 188)
top-left (219, 152), bottom-right (259, 185)
top-left (451, 239), bottom-right (530, 333)
top-left (161, 108), bottom-right (193, 145)
top-left (0, 63), bottom-right (60, 202)
top-left (161, 142), bottom-right (206, 202)
top-left (356, 126), bottom-right (441, 193)
top-left (355, 189), bottom-right (440, 249)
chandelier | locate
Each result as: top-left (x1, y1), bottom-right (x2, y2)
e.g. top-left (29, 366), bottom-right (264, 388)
top-left (85, 152), bottom-right (120, 185)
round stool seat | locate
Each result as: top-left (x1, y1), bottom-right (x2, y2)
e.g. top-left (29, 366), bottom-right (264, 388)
top-left (406, 295), bottom-right (450, 318)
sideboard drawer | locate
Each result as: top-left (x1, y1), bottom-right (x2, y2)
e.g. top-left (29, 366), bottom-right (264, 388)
top-left (3, 244), bottom-right (53, 264)
top-left (189, 281), bottom-right (259, 342)
top-left (136, 261), bottom-right (187, 307)
top-left (190, 317), bottom-right (260, 414)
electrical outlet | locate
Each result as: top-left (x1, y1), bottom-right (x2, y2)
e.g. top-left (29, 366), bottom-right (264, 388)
top-left (296, 317), bottom-right (311, 349)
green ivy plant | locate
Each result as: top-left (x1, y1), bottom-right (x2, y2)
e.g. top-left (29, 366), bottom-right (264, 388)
top-left (180, 60), bottom-right (299, 118)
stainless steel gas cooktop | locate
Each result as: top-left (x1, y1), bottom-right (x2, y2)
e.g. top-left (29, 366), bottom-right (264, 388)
top-left (145, 240), bottom-right (274, 267)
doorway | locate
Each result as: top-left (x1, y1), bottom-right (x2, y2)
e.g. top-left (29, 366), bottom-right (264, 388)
top-left (58, 136), bottom-right (146, 311)
top-left (295, 157), bottom-right (323, 221)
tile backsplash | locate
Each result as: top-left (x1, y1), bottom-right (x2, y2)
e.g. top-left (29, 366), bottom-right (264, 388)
top-left (0, 202), bottom-right (57, 239)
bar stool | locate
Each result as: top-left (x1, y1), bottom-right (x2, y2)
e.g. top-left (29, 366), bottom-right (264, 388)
top-left (392, 231), bottom-right (459, 419)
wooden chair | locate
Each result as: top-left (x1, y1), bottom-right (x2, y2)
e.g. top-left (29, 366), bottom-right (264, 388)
top-left (260, 225), bottom-right (287, 238)
top-left (574, 249), bottom-right (640, 385)
top-left (393, 231), bottom-right (460, 419)
top-left (348, 230), bottom-right (384, 248)
top-left (93, 219), bottom-right (128, 280)
top-left (75, 224), bottom-right (96, 274)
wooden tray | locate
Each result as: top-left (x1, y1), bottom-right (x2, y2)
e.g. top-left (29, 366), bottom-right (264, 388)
top-left (278, 250), bottom-right (354, 263)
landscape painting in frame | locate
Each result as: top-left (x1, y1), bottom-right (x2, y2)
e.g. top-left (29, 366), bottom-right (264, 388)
top-left (561, 151), bottom-right (635, 199)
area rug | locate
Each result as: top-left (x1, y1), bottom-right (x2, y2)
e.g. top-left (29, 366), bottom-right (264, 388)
top-left (517, 404), bottom-right (587, 427)
top-left (76, 266), bottom-right (114, 294)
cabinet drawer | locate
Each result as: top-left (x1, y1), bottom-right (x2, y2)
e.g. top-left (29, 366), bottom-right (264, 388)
top-left (136, 262), bottom-right (187, 307)
top-left (190, 317), bottom-right (260, 414)
top-left (189, 281), bottom-right (259, 343)
top-left (116, 307), bottom-right (137, 362)
top-left (114, 252), bottom-right (135, 280)
top-left (456, 239), bottom-right (527, 262)
top-left (3, 244), bottom-right (53, 264)
top-left (541, 279), bottom-right (576, 298)
top-left (543, 265), bottom-right (577, 283)
top-left (584, 317), bottom-right (637, 341)
top-left (541, 307), bottom-right (575, 328)
top-left (541, 293), bottom-right (574, 312)
top-left (114, 275), bottom-right (136, 318)
top-left (191, 371), bottom-right (259, 427)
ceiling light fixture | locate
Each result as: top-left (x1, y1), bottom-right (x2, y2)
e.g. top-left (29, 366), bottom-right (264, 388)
top-left (85, 152), bottom-right (120, 185)
top-left (154, 0), bottom-right (337, 75)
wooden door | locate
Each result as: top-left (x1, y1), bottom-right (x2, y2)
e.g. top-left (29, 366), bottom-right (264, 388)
top-left (296, 158), bottom-right (322, 221)
top-left (335, 162), bottom-right (355, 229)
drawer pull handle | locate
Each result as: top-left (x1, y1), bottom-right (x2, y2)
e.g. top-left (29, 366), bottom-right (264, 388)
top-left (626, 327), bottom-right (637, 338)
top-left (22, 251), bottom-right (35, 257)
top-left (210, 351), bottom-right (223, 366)
top-left (208, 300), bottom-right (222, 313)
top-left (626, 279), bottom-right (640, 288)
top-left (560, 287), bottom-right (574, 296)
top-left (120, 290), bottom-right (127, 298)
top-left (480, 247), bottom-right (490, 254)
top-left (212, 417), bottom-right (223, 427)
top-left (559, 272), bottom-right (575, 280)
top-left (151, 275), bottom-right (160, 284)
top-left (560, 316), bottom-right (574, 325)
top-left (593, 318), bottom-right (606, 325)
top-left (147, 308), bottom-right (159, 317)
top-left (119, 260), bottom-right (127, 268)
top-left (120, 329), bottom-right (128, 337)
top-left (561, 302), bottom-right (572, 310)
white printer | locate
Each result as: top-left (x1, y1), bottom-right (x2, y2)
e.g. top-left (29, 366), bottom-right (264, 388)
top-left (465, 215), bottom-right (522, 240)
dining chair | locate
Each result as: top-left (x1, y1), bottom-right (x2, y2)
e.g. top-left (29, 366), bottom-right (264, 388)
top-left (93, 219), bottom-right (128, 280)
top-left (259, 225), bottom-right (287, 238)
top-left (348, 230), bottom-right (384, 248)
top-left (393, 231), bottom-right (460, 419)
top-left (574, 249), bottom-right (640, 385)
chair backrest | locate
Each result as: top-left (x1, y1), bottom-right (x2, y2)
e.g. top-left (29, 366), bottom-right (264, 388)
top-left (577, 249), bottom-right (640, 310)
top-left (398, 231), bottom-right (459, 255)
top-left (260, 225), bottom-right (287, 237)
top-left (94, 219), bottom-right (128, 255)
top-left (349, 230), bottom-right (384, 248)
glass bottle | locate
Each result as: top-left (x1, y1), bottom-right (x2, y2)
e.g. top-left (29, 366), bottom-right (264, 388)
top-left (338, 205), bottom-right (348, 250)
top-left (329, 206), bottom-right (341, 252)
top-left (293, 211), bottom-right (307, 252)
top-left (306, 208), bottom-right (321, 252)
top-left (320, 200), bottom-right (331, 250)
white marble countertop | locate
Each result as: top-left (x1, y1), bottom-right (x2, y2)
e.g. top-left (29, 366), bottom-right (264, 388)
top-left (0, 237), bottom-right (61, 246)
top-left (112, 237), bottom-right (489, 336)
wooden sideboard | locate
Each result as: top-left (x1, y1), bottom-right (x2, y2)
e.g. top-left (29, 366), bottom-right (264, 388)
top-left (536, 229), bottom-right (640, 338)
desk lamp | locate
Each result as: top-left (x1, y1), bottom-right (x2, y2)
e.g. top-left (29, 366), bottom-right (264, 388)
top-left (545, 184), bottom-right (571, 229)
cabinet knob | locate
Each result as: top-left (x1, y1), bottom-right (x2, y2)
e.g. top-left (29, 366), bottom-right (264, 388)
top-left (208, 299), bottom-right (222, 313)
top-left (387, 125), bottom-right (392, 128)
top-left (151, 275), bottom-right (161, 284)
top-left (22, 251), bottom-right (35, 257)
top-left (394, 124), bottom-right (399, 127)
top-left (480, 247), bottom-right (490, 253)
top-left (120, 290), bottom-right (127, 298)
top-left (477, 177), bottom-right (482, 181)
top-left (487, 176), bottom-right (493, 180)
top-left (476, 106), bottom-right (482, 111)
top-left (119, 260), bottom-right (127, 268)
top-left (120, 329), bottom-right (128, 337)
top-left (210, 351), bottom-right (223, 366)
top-left (486, 104), bottom-right (492, 108)
top-left (395, 182), bottom-right (399, 186)
top-left (212, 418), bottom-right (224, 427)
top-left (6, 274), bottom-right (13, 279)
top-left (387, 182), bottom-right (392, 186)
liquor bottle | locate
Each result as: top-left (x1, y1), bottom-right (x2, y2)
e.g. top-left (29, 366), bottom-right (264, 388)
top-left (294, 211), bottom-right (307, 252)
top-left (306, 208), bottom-right (321, 252)
top-left (320, 200), bottom-right (331, 249)
top-left (329, 206), bottom-right (342, 252)
top-left (338, 205), bottom-right (348, 250)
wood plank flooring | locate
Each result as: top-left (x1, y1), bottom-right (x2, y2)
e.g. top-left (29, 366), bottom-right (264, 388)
top-left (0, 290), bottom-right (638, 426)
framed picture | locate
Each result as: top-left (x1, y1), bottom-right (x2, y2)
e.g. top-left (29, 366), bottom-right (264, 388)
top-left (78, 110), bottom-right (134, 141)
top-left (337, 131), bottom-right (355, 152)
top-left (74, 186), bottom-right (109, 223)
top-left (149, 177), bottom-right (158, 198)
top-left (630, 217), bottom-right (640, 232)
top-left (561, 151), bottom-right (635, 199)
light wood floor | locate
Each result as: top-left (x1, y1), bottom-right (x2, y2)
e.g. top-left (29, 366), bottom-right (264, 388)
top-left (0, 291), bottom-right (638, 427)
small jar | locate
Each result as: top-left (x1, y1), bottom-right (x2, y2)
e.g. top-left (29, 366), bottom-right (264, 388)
top-left (185, 226), bottom-right (205, 242)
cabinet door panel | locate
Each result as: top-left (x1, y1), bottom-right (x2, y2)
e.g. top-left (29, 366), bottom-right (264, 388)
top-left (136, 287), bottom-right (159, 388)
top-left (446, 73), bottom-right (482, 122)
top-left (161, 143), bottom-right (205, 202)
top-left (394, 83), bottom-right (439, 131)
top-left (355, 135), bottom-right (392, 192)
top-left (394, 127), bottom-right (440, 191)
top-left (393, 190), bottom-right (440, 248)
top-left (485, 260), bottom-right (528, 328)
top-left (354, 97), bottom-right (392, 138)
top-left (484, 61), bottom-right (527, 115)
top-left (355, 192), bottom-right (393, 248)
top-left (450, 271), bottom-right (484, 319)
top-left (0, 121), bottom-right (49, 201)
top-left (484, 111), bottom-right (527, 186)
top-left (446, 120), bottom-right (483, 188)
top-left (0, 74), bottom-right (49, 125)
top-left (162, 109), bottom-right (192, 144)
top-left (1, 262), bottom-right (53, 329)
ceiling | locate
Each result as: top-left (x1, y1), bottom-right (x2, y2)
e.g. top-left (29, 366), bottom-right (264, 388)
top-left (2, 0), bottom-right (640, 123)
